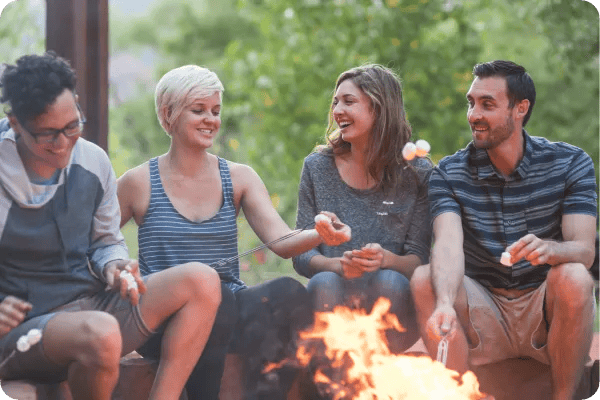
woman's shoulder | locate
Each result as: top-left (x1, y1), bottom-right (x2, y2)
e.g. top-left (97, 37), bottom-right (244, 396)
top-left (227, 159), bottom-right (262, 185)
top-left (304, 149), bottom-right (334, 168)
top-left (117, 160), bottom-right (151, 192)
top-left (407, 156), bottom-right (434, 185)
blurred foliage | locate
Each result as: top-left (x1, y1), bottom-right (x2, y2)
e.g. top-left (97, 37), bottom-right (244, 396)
top-left (108, 0), bottom-right (599, 285)
top-left (0, 0), bottom-right (45, 66)
top-left (1, 0), bottom-right (597, 286)
top-left (0, 0), bottom-right (45, 119)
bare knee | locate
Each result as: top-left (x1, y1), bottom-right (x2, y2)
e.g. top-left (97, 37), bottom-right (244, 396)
top-left (547, 263), bottom-right (594, 311)
top-left (177, 262), bottom-right (221, 310)
top-left (75, 313), bottom-right (122, 369)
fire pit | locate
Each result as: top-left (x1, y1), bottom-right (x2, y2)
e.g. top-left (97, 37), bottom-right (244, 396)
top-left (268, 298), bottom-right (492, 400)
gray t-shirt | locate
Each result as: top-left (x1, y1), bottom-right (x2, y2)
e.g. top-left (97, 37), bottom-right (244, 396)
top-left (293, 151), bottom-right (433, 278)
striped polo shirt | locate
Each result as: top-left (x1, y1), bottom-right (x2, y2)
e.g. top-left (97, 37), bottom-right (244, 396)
top-left (138, 156), bottom-right (246, 292)
top-left (429, 131), bottom-right (597, 290)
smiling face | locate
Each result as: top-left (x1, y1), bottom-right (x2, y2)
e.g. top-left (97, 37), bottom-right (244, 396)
top-left (11, 89), bottom-right (82, 179)
top-left (332, 79), bottom-right (376, 147)
top-left (466, 76), bottom-right (521, 150)
top-left (171, 91), bottom-right (222, 149)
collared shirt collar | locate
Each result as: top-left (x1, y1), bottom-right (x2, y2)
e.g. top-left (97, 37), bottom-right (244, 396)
top-left (468, 130), bottom-right (532, 181)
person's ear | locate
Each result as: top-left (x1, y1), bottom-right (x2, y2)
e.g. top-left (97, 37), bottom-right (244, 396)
top-left (161, 106), bottom-right (174, 131)
top-left (516, 99), bottom-right (530, 120)
top-left (6, 114), bottom-right (19, 130)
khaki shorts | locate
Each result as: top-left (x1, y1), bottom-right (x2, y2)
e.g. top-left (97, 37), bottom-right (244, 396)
top-left (464, 276), bottom-right (551, 366)
top-left (0, 287), bottom-right (154, 382)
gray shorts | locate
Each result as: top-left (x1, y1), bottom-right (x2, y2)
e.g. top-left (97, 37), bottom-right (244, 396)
top-left (0, 288), bottom-right (154, 382)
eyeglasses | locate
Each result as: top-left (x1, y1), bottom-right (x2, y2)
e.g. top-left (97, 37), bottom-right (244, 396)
top-left (21, 104), bottom-right (86, 144)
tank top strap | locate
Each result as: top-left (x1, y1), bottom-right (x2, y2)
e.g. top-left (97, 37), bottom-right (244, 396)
top-left (217, 157), bottom-right (235, 206)
top-left (147, 156), bottom-right (165, 212)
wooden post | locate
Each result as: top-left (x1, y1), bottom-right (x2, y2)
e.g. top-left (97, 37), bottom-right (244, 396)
top-left (46, 0), bottom-right (109, 152)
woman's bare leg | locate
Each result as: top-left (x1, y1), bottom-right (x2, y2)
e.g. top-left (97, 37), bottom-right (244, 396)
top-left (138, 262), bottom-right (221, 400)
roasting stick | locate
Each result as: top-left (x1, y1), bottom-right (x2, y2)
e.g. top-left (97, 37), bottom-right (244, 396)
top-left (437, 335), bottom-right (449, 366)
top-left (0, 329), bottom-right (43, 371)
top-left (210, 221), bottom-right (316, 269)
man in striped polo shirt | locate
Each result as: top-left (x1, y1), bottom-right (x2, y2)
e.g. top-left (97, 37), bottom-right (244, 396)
top-left (411, 60), bottom-right (597, 400)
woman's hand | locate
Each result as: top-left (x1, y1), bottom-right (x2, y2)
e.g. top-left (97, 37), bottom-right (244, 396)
top-left (314, 211), bottom-right (351, 246)
top-left (103, 260), bottom-right (147, 306)
top-left (350, 243), bottom-right (385, 272)
top-left (339, 251), bottom-right (365, 279)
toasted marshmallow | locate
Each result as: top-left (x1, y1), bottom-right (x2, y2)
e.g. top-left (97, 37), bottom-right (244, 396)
top-left (415, 139), bottom-right (431, 157)
top-left (500, 252), bottom-right (513, 266)
top-left (314, 214), bottom-right (331, 224)
top-left (120, 270), bottom-right (138, 291)
top-left (402, 142), bottom-right (417, 160)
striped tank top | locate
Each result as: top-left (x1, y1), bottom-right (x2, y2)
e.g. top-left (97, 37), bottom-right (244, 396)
top-left (138, 156), bottom-right (246, 292)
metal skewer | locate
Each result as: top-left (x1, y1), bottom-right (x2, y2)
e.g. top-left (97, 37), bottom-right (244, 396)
top-left (211, 222), bottom-right (315, 269)
top-left (437, 335), bottom-right (449, 366)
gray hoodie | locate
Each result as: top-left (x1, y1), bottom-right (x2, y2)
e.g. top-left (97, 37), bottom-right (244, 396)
top-left (0, 119), bottom-right (129, 319)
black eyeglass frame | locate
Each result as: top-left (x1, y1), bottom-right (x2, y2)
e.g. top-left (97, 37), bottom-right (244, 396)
top-left (19, 103), bottom-right (86, 144)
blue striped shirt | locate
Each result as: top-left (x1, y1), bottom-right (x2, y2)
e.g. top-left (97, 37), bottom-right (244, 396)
top-left (429, 131), bottom-right (597, 290)
top-left (138, 157), bottom-right (246, 292)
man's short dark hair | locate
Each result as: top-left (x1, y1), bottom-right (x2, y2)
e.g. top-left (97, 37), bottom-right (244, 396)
top-left (0, 51), bottom-right (77, 125)
top-left (473, 60), bottom-right (536, 126)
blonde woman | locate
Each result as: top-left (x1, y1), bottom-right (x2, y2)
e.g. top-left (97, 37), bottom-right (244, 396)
top-left (117, 65), bottom-right (350, 399)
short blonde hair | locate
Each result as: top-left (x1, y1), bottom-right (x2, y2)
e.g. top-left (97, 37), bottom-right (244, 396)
top-left (155, 65), bottom-right (224, 135)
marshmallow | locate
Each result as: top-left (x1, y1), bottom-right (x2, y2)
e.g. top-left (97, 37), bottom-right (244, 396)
top-left (415, 139), bottom-right (431, 157)
top-left (402, 142), bottom-right (417, 160)
top-left (120, 270), bottom-right (138, 291)
top-left (16, 336), bottom-right (30, 352)
top-left (500, 252), bottom-right (513, 266)
top-left (314, 214), bottom-right (331, 225)
top-left (26, 329), bottom-right (42, 345)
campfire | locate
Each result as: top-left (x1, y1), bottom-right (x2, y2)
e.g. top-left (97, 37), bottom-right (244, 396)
top-left (267, 298), bottom-right (490, 400)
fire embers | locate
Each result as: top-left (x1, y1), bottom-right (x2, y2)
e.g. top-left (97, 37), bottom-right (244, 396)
top-left (278, 298), bottom-right (489, 400)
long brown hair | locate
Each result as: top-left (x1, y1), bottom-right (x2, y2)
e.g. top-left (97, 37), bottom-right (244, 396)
top-left (320, 64), bottom-right (413, 192)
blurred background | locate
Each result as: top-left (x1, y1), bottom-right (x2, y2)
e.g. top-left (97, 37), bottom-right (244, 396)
top-left (0, 0), bottom-right (598, 287)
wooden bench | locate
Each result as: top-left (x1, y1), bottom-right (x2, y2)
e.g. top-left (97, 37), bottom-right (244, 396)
top-left (1, 352), bottom-right (188, 400)
top-left (2, 333), bottom-right (598, 400)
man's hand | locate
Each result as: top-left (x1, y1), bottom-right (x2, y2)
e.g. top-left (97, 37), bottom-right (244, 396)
top-left (0, 296), bottom-right (32, 339)
top-left (350, 243), bottom-right (385, 273)
top-left (314, 211), bottom-right (351, 246)
top-left (426, 303), bottom-right (458, 342)
top-left (506, 234), bottom-right (556, 266)
top-left (103, 260), bottom-right (147, 306)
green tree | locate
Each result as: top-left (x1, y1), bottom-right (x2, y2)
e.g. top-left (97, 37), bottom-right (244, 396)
top-left (110, 0), bottom-right (599, 284)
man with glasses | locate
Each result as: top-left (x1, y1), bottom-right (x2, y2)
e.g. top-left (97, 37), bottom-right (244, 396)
top-left (0, 52), bottom-right (222, 400)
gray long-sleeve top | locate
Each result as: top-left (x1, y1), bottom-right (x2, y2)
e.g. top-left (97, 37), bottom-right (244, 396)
top-left (293, 151), bottom-right (432, 278)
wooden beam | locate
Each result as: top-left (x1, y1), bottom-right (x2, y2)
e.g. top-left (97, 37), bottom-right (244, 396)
top-left (46, 0), bottom-right (109, 152)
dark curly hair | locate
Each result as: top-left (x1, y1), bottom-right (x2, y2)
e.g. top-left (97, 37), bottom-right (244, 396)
top-left (0, 51), bottom-right (77, 125)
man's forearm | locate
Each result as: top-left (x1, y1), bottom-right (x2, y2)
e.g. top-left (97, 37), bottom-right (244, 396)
top-left (431, 245), bottom-right (465, 308)
top-left (547, 239), bottom-right (595, 269)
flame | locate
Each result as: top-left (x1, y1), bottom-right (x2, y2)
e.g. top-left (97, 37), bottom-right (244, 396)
top-left (287, 297), bottom-right (488, 400)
